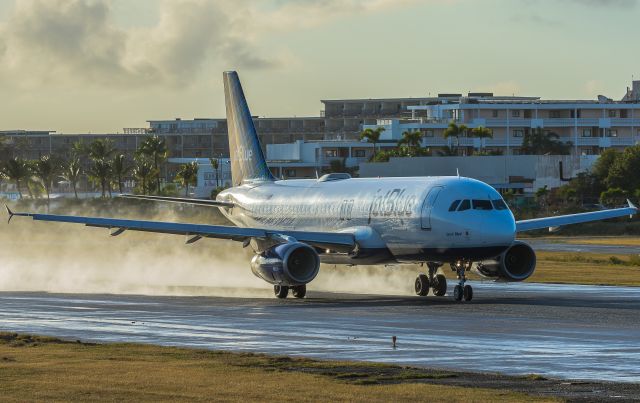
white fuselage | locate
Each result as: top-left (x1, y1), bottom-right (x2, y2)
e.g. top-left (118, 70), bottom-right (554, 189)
top-left (218, 176), bottom-right (516, 264)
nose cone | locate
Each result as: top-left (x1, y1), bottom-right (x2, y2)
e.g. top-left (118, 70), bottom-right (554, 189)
top-left (482, 213), bottom-right (516, 246)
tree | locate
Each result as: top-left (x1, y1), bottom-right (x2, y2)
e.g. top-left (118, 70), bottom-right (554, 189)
top-left (112, 154), bottom-right (131, 194)
top-left (397, 130), bottom-right (424, 156)
top-left (133, 156), bottom-right (155, 195)
top-left (209, 158), bottom-right (220, 188)
top-left (137, 135), bottom-right (168, 194)
top-left (436, 146), bottom-right (458, 157)
top-left (470, 126), bottom-right (493, 153)
top-left (175, 161), bottom-right (199, 197)
top-left (62, 156), bottom-right (82, 199)
top-left (360, 127), bottom-right (386, 155)
top-left (591, 148), bottom-right (619, 184)
top-left (600, 187), bottom-right (627, 207)
top-left (88, 158), bottom-right (113, 198)
top-left (520, 128), bottom-right (570, 155)
top-left (32, 155), bottom-right (60, 201)
top-left (1, 157), bottom-right (30, 199)
top-left (535, 185), bottom-right (549, 213)
top-left (88, 139), bottom-right (115, 161)
top-left (605, 145), bottom-right (640, 193)
top-left (443, 122), bottom-right (468, 155)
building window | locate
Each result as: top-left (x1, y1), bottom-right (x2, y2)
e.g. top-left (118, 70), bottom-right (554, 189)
top-left (324, 150), bottom-right (338, 157)
top-left (353, 149), bottom-right (366, 158)
top-left (550, 111), bottom-right (561, 118)
top-left (511, 110), bottom-right (520, 118)
top-left (422, 129), bottom-right (434, 137)
top-left (286, 169), bottom-right (296, 177)
top-left (608, 110), bottom-right (617, 118)
top-left (513, 129), bottom-right (524, 137)
top-left (582, 128), bottom-right (592, 137)
top-left (605, 129), bottom-right (618, 137)
top-left (492, 110), bottom-right (499, 118)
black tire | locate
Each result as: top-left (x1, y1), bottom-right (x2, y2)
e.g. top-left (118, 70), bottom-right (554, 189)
top-left (463, 284), bottom-right (473, 302)
top-left (414, 274), bottom-right (430, 296)
top-left (453, 284), bottom-right (463, 301)
top-left (433, 274), bottom-right (447, 297)
top-left (292, 285), bottom-right (306, 299)
top-left (274, 285), bottom-right (289, 299)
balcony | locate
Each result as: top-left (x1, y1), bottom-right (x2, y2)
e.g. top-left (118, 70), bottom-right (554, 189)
top-left (482, 118), bottom-right (640, 128)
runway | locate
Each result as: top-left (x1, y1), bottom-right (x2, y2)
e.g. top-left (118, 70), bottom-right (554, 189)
top-left (1, 282), bottom-right (639, 383)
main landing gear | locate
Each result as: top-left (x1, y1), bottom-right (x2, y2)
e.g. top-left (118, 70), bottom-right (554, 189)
top-left (274, 284), bottom-right (306, 299)
top-left (414, 263), bottom-right (447, 297)
top-left (415, 261), bottom-right (473, 302)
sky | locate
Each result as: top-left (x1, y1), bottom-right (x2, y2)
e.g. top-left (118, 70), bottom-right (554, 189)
top-left (0, 0), bottom-right (639, 133)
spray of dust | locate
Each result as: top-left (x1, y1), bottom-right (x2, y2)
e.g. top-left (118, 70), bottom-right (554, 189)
top-left (0, 201), bottom-right (417, 297)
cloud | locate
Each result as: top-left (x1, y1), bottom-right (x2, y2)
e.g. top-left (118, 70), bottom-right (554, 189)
top-left (0, 0), bottom-right (423, 90)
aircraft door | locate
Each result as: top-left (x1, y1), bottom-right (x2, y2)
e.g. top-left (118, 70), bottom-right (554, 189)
top-left (421, 186), bottom-right (442, 230)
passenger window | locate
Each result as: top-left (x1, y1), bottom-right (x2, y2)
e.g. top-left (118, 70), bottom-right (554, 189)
top-left (492, 199), bottom-right (508, 210)
top-left (457, 200), bottom-right (471, 211)
top-left (449, 200), bottom-right (461, 212)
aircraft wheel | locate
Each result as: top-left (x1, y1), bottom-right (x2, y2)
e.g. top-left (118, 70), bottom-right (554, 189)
top-left (415, 274), bottom-right (430, 296)
top-left (463, 284), bottom-right (473, 302)
top-left (433, 274), bottom-right (447, 296)
top-left (453, 285), bottom-right (463, 302)
top-left (292, 285), bottom-right (306, 299)
top-left (274, 285), bottom-right (289, 299)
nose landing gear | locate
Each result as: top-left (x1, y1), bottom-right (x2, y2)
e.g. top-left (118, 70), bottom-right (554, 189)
top-left (451, 261), bottom-right (473, 302)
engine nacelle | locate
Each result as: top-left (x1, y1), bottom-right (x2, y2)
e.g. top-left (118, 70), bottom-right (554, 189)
top-left (472, 241), bottom-right (537, 282)
top-left (250, 242), bottom-right (320, 286)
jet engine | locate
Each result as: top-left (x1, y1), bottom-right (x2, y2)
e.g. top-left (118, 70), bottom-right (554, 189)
top-left (250, 242), bottom-right (320, 286)
top-left (472, 241), bottom-right (536, 282)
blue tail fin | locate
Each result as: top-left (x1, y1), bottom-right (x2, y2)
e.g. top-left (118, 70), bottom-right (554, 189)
top-left (223, 71), bottom-right (274, 185)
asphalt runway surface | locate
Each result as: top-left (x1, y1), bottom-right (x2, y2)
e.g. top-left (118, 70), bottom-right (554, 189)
top-left (1, 282), bottom-right (639, 384)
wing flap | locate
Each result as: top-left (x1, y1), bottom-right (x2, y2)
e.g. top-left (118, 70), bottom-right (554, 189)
top-left (516, 201), bottom-right (638, 232)
top-left (118, 194), bottom-right (234, 208)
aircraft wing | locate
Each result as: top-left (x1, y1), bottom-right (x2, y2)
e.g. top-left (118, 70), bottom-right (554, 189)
top-left (5, 206), bottom-right (354, 252)
top-left (516, 200), bottom-right (638, 232)
top-left (118, 194), bottom-right (234, 208)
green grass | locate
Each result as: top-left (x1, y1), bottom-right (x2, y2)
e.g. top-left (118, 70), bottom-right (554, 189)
top-left (0, 332), bottom-right (558, 402)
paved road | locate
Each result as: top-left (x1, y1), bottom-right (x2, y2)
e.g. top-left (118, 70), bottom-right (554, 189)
top-left (1, 282), bottom-right (639, 383)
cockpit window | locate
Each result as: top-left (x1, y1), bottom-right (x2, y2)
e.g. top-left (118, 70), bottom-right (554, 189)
top-left (449, 200), bottom-right (461, 212)
top-left (473, 200), bottom-right (493, 210)
top-left (492, 199), bottom-right (508, 210)
top-left (457, 199), bottom-right (471, 211)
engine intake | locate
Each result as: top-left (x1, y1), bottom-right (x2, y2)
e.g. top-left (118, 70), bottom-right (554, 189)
top-left (250, 242), bottom-right (320, 286)
top-left (472, 241), bottom-right (536, 282)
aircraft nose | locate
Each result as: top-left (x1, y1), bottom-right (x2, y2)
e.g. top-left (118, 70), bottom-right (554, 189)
top-left (481, 214), bottom-right (516, 245)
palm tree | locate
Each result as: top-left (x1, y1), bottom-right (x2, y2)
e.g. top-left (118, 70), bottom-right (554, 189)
top-left (32, 155), bottom-right (60, 201)
top-left (470, 126), bottom-right (493, 153)
top-left (443, 122), bottom-right (468, 155)
top-left (1, 157), bottom-right (30, 199)
top-left (62, 156), bottom-right (82, 199)
top-left (137, 136), bottom-right (167, 194)
top-left (209, 158), bottom-right (220, 188)
top-left (397, 130), bottom-right (424, 157)
top-left (112, 154), bottom-right (131, 194)
top-left (88, 159), bottom-right (113, 198)
top-left (88, 139), bottom-right (115, 161)
top-left (133, 156), bottom-right (155, 195)
top-left (175, 161), bottom-right (199, 197)
top-left (521, 128), bottom-right (570, 155)
top-left (360, 127), bottom-right (386, 155)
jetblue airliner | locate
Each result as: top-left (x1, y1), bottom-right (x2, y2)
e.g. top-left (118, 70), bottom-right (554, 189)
top-left (7, 72), bottom-right (638, 301)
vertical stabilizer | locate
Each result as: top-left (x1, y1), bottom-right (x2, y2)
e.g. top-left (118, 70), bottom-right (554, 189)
top-left (223, 71), bottom-right (274, 185)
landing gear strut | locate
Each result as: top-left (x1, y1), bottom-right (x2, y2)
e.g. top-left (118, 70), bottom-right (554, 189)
top-left (451, 261), bottom-right (473, 302)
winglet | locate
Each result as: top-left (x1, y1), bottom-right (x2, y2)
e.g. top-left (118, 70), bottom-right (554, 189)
top-left (627, 199), bottom-right (638, 210)
top-left (5, 204), bottom-right (14, 224)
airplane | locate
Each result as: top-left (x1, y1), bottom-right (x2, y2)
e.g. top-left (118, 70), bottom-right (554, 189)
top-left (6, 71), bottom-right (639, 301)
